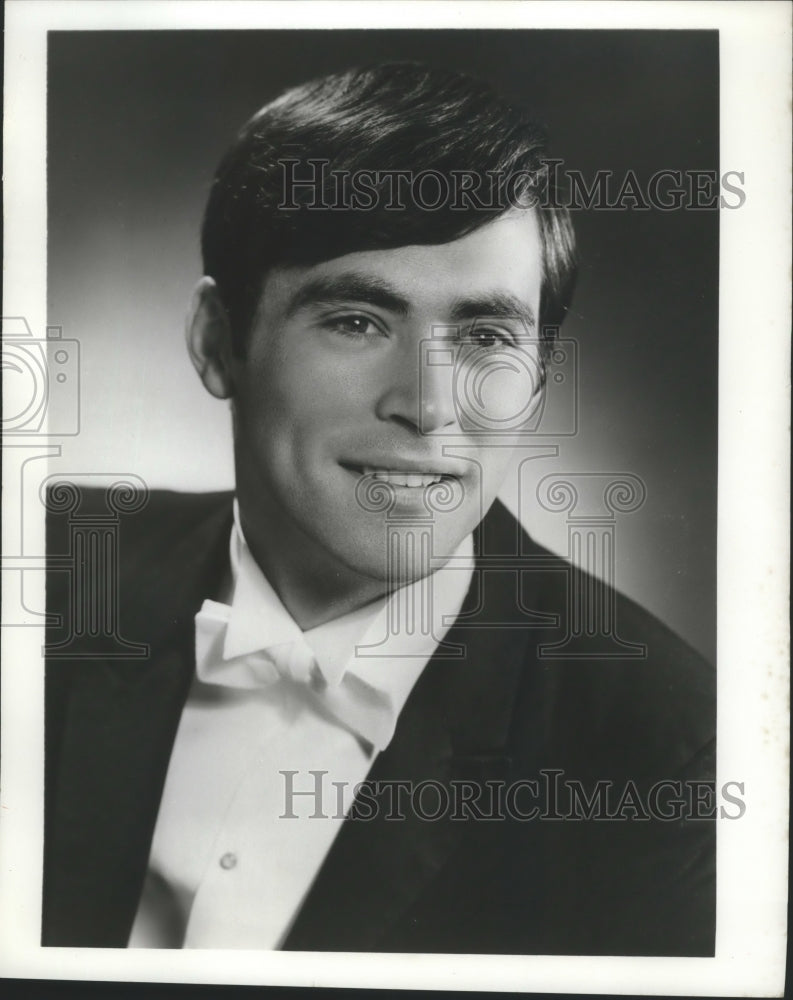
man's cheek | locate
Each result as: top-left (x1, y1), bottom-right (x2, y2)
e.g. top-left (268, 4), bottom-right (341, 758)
top-left (459, 356), bottom-right (541, 430)
top-left (282, 363), bottom-right (368, 414)
top-left (489, 365), bottom-right (541, 422)
top-left (474, 448), bottom-right (518, 507)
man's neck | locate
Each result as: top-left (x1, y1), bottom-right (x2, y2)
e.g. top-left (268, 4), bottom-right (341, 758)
top-left (236, 502), bottom-right (390, 632)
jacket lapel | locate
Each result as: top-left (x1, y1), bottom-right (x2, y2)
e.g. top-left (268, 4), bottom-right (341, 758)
top-left (284, 503), bottom-right (534, 951)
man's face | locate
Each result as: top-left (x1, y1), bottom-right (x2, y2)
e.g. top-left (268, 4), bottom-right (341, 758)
top-left (231, 210), bottom-right (544, 586)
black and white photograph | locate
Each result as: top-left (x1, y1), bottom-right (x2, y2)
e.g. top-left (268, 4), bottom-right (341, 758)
top-left (1, 1), bottom-right (789, 995)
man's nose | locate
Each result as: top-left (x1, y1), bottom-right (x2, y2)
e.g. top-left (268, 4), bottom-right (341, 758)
top-left (374, 341), bottom-right (457, 434)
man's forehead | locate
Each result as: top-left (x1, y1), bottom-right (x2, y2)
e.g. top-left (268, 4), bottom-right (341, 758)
top-left (260, 210), bottom-right (542, 317)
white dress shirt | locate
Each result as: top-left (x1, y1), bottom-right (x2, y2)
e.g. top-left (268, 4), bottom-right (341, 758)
top-left (129, 502), bottom-right (474, 949)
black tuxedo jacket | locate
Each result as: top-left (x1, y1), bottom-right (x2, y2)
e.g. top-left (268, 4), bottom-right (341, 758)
top-left (43, 489), bottom-right (715, 954)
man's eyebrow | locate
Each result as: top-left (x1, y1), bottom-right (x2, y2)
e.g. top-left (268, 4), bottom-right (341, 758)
top-left (284, 273), bottom-right (411, 318)
top-left (449, 293), bottom-right (537, 330)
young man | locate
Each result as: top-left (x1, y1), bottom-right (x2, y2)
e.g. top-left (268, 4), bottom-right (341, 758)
top-left (43, 63), bottom-right (715, 954)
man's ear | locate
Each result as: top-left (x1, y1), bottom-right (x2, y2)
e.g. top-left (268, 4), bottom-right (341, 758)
top-left (185, 277), bottom-right (236, 399)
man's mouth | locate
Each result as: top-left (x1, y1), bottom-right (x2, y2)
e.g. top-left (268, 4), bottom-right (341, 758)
top-left (340, 463), bottom-right (457, 489)
top-left (362, 467), bottom-right (445, 488)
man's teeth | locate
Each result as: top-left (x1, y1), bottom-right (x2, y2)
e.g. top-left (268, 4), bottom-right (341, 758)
top-left (362, 467), bottom-right (444, 488)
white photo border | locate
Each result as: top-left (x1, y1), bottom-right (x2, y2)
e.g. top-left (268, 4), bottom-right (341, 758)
top-left (2, 1), bottom-right (790, 995)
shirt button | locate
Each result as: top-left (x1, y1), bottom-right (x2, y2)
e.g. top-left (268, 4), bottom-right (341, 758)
top-left (219, 852), bottom-right (237, 870)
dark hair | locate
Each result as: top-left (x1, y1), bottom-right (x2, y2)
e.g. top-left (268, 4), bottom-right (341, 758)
top-left (201, 62), bottom-right (577, 355)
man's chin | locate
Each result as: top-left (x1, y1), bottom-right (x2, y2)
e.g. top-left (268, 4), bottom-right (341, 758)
top-left (328, 516), bottom-right (473, 590)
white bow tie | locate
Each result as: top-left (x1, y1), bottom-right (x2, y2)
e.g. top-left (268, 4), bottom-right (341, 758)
top-left (194, 599), bottom-right (396, 750)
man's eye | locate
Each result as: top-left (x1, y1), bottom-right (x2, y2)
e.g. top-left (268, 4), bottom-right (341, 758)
top-left (324, 314), bottom-right (382, 338)
top-left (465, 327), bottom-right (511, 349)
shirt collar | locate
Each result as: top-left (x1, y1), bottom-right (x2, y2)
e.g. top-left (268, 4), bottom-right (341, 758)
top-left (222, 502), bottom-right (303, 659)
top-left (223, 499), bottom-right (474, 703)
